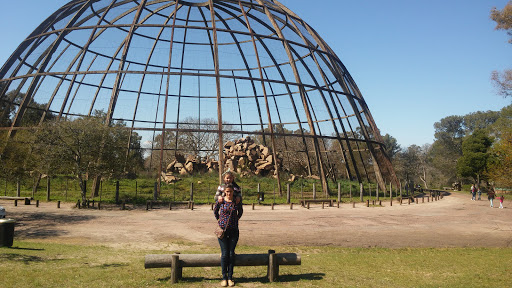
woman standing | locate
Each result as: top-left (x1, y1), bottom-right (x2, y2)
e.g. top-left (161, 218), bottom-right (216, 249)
top-left (214, 184), bottom-right (243, 287)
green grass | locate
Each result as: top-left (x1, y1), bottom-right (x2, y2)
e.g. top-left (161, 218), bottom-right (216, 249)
top-left (1, 242), bottom-right (511, 287)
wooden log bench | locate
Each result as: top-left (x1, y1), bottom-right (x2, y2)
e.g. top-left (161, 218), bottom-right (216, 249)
top-left (0, 196), bottom-right (32, 205)
top-left (145, 251), bottom-right (301, 283)
top-left (300, 199), bottom-right (335, 207)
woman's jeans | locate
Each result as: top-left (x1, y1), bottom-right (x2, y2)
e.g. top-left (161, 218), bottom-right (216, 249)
top-left (218, 229), bottom-right (239, 280)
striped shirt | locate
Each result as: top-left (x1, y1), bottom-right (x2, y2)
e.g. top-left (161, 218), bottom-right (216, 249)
top-left (214, 201), bottom-right (243, 230)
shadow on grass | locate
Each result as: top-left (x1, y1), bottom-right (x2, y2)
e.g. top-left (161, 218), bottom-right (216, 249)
top-left (0, 252), bottom-right (65, 264)
top-left (158, 273), bottom-right (325, 284)
top-left (6, 246), bottom-right (45, 251)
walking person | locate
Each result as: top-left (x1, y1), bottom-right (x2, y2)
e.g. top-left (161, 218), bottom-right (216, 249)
top-left (488, 188), bottom-right (496, 208)
top-left (477, 187), bottom-right (482, 200)
top-left (471, 184), bottom-right (476, 201)
top-left (214, 184), bottom-right (243, 287)
top-left (498, 195), bottom-right (505, 209)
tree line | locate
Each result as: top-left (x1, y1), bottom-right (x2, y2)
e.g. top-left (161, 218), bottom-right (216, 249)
top-left (385, 105), bottom-right (512, 189)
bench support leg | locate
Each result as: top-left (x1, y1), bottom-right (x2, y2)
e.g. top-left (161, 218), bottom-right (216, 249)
top-left (268, 251), bottom-right (279, 282)
top-left (171, 255), bottom-right (180, 284)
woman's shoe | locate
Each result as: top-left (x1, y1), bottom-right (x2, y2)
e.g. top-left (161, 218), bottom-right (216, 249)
top-left (228, 280), bottom-right (235, 287)
top-left (221, 280), bottom-right (228, 287)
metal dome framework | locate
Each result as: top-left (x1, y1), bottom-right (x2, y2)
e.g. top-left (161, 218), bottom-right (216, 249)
top-left (0, 0), bottom-right (397, 193)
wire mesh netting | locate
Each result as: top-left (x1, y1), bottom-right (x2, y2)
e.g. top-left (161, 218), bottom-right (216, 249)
top-left (0, 0), bottom-right (397, 192)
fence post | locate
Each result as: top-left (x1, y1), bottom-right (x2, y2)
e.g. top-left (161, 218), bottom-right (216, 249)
top-left (16, 178), bottom-right (21, 197)
top-left (190, 182), bottom-right (194, 202)
top-left (47, 176), bottom-right (51, 201)
top-left (115, 181), bottom-right (120, 204)
top-left (313, 183), bottom-right (316, 200)
top-left (153, 182), bottom-right (158, 201)
top-left (399, 180), bottom-right (403, 199)
top-left (338, 182), bottom-right (341, 203)
top-left (286, 183), bottom-right (290, 204)
top-left (257, 183), bottom-right (261, 204)
top-left (360, 183), bottom-right (363, 202)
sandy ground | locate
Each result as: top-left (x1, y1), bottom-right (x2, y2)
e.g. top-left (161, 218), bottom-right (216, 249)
top-left (2, 192), bottom-right (512, 250)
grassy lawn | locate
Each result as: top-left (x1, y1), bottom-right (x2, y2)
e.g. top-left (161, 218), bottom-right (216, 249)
top-left (2, 173), bottom-right (421, 206)
top-left (1, 242), bottom-right (511, 287)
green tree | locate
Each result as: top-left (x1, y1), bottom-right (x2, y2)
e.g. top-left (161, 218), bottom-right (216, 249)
top-left (428, 115), bottom-right (465, 184)
top-left (382, 133), bottom-right (400, 160)
top-left (32, 116), bottom-right (139, 203)
top-left (0, 90), bottom-right (55, 126)
top-left (456, 129), bottom-right (494, 184)
top-left (487, 130), bottom-right (512, 187)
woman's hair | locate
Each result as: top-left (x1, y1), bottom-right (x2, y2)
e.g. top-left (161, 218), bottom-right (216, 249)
top-left (224, 183), bottom-right (234, 190)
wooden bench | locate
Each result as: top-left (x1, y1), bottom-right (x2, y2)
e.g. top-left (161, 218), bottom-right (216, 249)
top-left (145, 251), bottom-right (301, 283)
top-left (0, 196), bottom-right (32, 205)
top-left (300, 199), bottom-right (335, 207)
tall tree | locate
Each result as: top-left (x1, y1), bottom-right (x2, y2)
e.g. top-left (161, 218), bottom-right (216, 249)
top-left (491, 1), bottom-right (512, 98)
top-left (456, 129), bottom-right (494, 184)
top-left (429, 115), bottom-right (465, 184)
top-left (487, 130), bottom-right (512, 187)
top-left (382, 133), bottom-right (400, 160)
top-left (32, 116), bottom-right (139, 203)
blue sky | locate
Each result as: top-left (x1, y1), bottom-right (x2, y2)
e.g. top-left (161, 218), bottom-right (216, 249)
top-left (1, 0), bottom-right (510, 148)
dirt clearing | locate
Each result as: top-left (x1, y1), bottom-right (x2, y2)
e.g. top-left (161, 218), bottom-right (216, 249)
top-left (3, 192), bottom-right (512, 249)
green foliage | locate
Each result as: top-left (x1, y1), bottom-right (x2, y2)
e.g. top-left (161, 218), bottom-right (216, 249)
top-left (456, 129), bottom-right (493, 182)
top-left (381, 133), bottom-right (400, 160)
top-left (0, 90), bottom-right (55, 127)
top-left (30, 114), bottom-right (144, 202)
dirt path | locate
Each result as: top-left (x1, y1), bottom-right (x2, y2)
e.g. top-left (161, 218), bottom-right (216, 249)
top-left (3, 192), bottom-right (512, 249)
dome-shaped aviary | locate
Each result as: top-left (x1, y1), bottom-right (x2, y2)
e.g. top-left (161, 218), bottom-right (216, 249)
top-left (0, 0), bottom-right (397, 193)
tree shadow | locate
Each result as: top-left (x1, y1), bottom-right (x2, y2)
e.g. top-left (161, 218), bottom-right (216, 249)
top-left (8, 211), bottom-right (97, 239)
top-left (0, 253), bottom-right (65, 264)
top-left (5, 246), bottom-right (44, 251)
